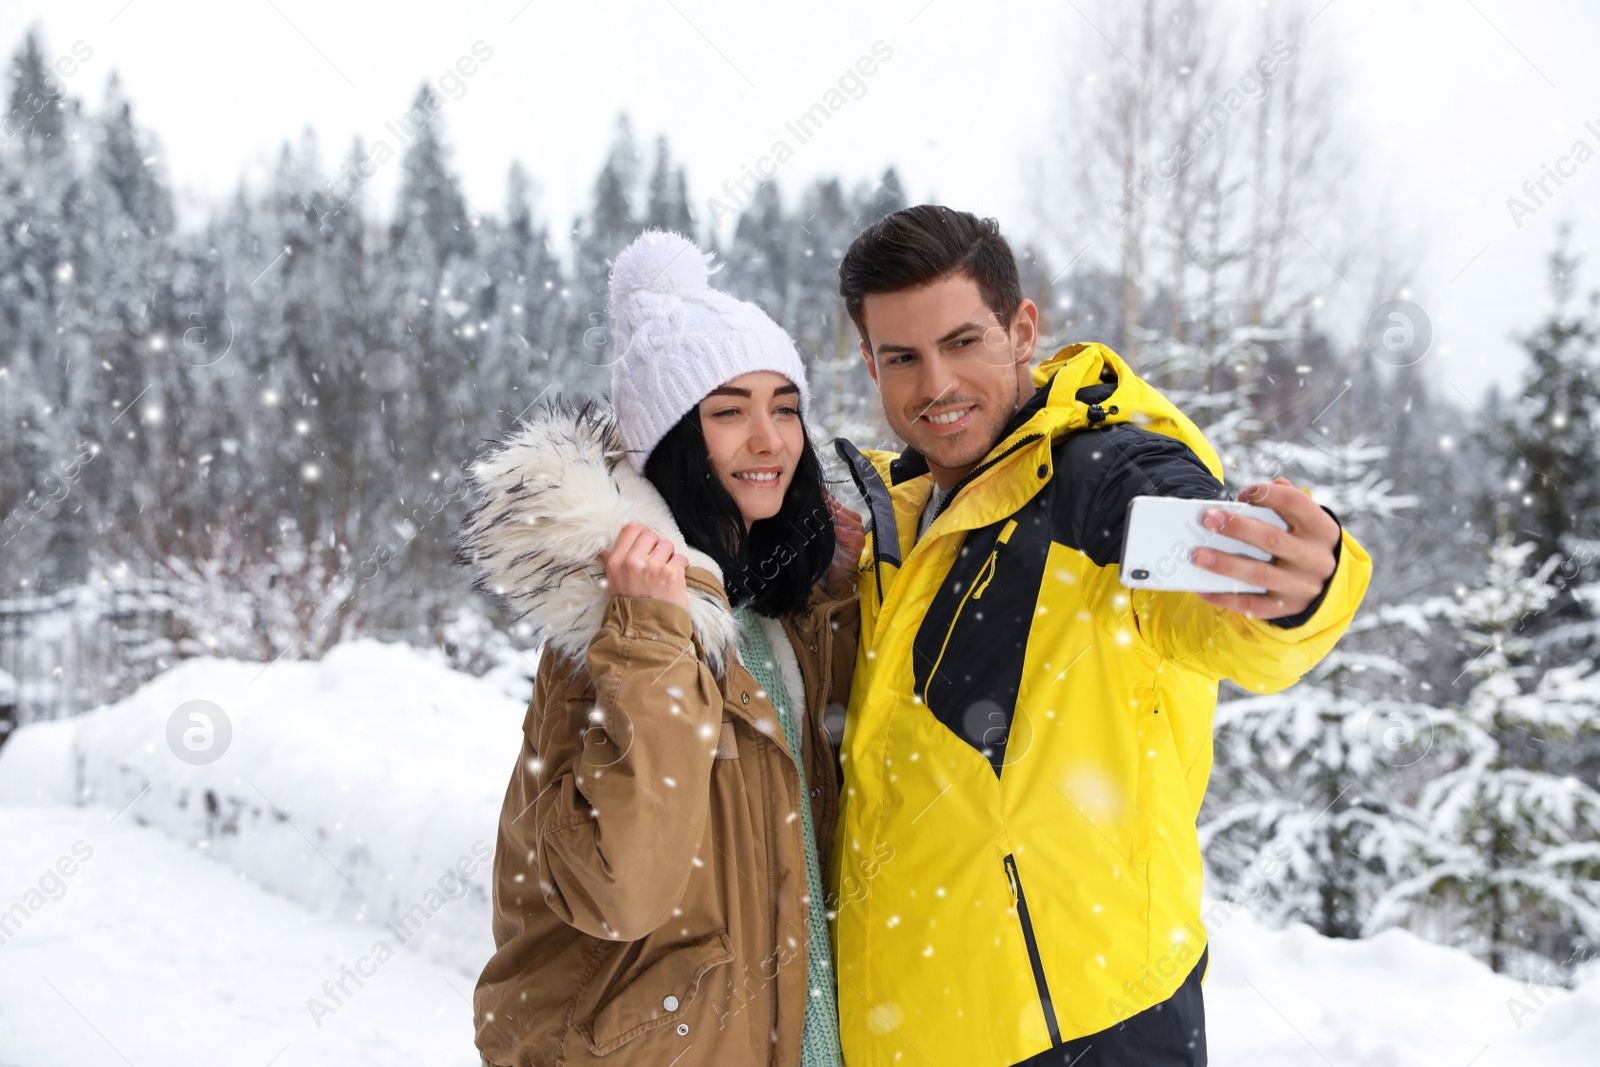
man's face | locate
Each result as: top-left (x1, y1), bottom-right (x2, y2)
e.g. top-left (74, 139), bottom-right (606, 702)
top-left (859, 273), bottom-right (1038, 487)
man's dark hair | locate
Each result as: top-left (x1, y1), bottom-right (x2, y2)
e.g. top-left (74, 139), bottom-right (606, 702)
top-left (643, 406), bottom-right (837, 618)
top-left (838, 204), bottom-right (1024, 344)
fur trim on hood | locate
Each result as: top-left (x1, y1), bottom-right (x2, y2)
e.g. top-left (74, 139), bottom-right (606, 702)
top-left (452, 399), bottom-right (741, 678)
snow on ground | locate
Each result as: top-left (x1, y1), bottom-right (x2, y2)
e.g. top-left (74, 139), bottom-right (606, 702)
top-left (1, 638), bottom-right (1598, 1065)
top-left (1206, 906), bottom-right (1600, 1065)
top-left (0, 638), bottom-right (533, 976)
top-left (0, 804), bottom-right (483, 1066)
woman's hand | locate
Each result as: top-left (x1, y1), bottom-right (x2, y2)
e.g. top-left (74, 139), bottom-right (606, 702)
top-left (599, 523), bottom-right (690, 611)
top-left (822, 491), bottom-right (866, 590)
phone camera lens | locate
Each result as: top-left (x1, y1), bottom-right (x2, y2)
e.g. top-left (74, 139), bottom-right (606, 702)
top-left (1131, 568), bottom-right (1150, 580)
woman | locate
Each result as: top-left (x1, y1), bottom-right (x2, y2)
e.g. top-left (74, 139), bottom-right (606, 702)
top-left (455, 230), bottom-right (865, 1067)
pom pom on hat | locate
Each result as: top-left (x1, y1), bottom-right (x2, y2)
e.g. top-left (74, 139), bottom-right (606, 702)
top-left (608, 230), bottom-right (810, 473)
top-left (608, 230), bottom-right (717, 302)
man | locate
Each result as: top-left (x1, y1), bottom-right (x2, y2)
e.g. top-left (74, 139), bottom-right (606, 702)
top-left (826, 205), bottom-right (1371, 1066)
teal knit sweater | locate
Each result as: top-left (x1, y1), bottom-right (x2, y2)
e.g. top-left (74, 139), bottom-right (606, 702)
top-left (731, 603), bottom-right (844, 1067)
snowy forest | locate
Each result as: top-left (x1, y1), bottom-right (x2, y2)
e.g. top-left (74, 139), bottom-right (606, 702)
top-left (1, 0), bottom-right (1598, 1037)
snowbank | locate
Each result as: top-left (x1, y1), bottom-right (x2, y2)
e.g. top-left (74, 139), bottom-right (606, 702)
top-left (0, 638), bottom-right (533, 975)
top-left (0, 805), bottom-right (484, 1066)
top-left (0, 714), bottom-right (80, 804)
top-left (1207, 907), bottom-right (1600, 1065)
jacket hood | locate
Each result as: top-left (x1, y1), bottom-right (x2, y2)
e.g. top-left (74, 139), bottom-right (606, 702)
top-left (1025, 342), bottom-right (1224, 478)
top-left (452, 399), bottom-right (741, 678)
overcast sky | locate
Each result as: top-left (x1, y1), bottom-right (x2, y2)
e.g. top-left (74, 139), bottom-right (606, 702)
top-left (5, 0), bottom-right (1598, 410)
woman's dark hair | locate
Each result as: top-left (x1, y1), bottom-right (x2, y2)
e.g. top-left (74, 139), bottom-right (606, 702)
top-left (643, 405), bottom-right (837, 618)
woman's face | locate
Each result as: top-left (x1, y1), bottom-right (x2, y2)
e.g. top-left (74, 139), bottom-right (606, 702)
top-left (696, 371), bottom-right (805, 530)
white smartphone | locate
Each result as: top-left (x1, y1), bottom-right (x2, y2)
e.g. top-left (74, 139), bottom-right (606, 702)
top-left (1118, 495), bottom-right (1289, 594)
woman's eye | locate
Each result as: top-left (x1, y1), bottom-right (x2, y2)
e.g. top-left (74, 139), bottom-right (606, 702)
top-left (712, 408), bottom-right (739, 417)
top-left (775, 406), bottom-right (800, 416)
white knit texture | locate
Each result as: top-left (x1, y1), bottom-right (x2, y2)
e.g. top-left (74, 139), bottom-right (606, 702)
top-left (608, 230), bottom-right (810, 472)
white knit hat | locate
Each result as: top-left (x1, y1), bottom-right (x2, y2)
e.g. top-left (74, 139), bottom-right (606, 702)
top-left (608, 230), bottom-right (810, 472)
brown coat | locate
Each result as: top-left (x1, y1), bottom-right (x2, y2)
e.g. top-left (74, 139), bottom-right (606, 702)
top-left (452, 401), bottom-right (858, 1067)
top-left (475, 571), bottom-right (857, 1066)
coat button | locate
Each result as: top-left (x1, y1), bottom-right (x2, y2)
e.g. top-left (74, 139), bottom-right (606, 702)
top-left (810, 787), bottom-right (820, 799)
top-left (663, 995), bottom-right (680, 1011)
top-left (809, 643), bottom-right (818, 653)
top-left (741, 692), bottom-right (750, 704)
top-left (676, 1023), bottom-right (690, 1036)
top-left (1037, 463), bottom-right (1048, 478)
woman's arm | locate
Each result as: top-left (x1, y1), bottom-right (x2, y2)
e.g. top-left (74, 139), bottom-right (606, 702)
top-left (817, 490), bottom-right (865, 714)
top-left (521, 596), bottom-right (724, 942)
top-left (517, 524), bottom-right (722, 942)
top-left (806, 571), bottom-right (860, 736)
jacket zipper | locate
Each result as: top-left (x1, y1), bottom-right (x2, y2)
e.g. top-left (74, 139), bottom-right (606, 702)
top-left (921, 518), bottom-right (1017, 707)
top-left (970, 517), bottom-right (1017, 599)
top-left (930, 433), bottom-right (1045, 526)
top-left (844, 431), bottom-right (1044, 611)
top-left (1004, 852), bottom-right (1063, 1047)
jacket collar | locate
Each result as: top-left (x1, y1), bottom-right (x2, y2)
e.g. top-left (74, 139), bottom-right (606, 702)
top-left (452, 399), bottom-right (742, 679)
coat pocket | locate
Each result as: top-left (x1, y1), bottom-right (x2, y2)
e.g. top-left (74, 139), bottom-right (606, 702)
top-left (577, 930), bottom-right (735, 1055)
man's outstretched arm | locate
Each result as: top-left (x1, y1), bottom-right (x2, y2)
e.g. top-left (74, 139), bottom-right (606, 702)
top-left (1064, 425), bottom-right (1372, 692)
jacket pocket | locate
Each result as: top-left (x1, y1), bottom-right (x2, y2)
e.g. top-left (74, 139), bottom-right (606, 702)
top-left (1004, 853), bottom-right (1063, 1047)
top-left (922, 518), bottom-right (1017, 708)
top-left (577, 930), bottom-right (735, 1055)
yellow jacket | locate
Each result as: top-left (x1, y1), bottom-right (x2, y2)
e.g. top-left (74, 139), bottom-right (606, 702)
top-left (829, 343), bottom-right (1372, 1066)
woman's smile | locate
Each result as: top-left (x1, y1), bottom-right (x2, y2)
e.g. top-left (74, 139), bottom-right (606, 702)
top-left (733, 466), bottom-right (784, 487)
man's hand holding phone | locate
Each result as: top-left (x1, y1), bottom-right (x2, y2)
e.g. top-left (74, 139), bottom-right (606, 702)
top-left (1190, 478), bottom-right (1340, 619)
top-left (1119, 478), bottom-right (1341, 621)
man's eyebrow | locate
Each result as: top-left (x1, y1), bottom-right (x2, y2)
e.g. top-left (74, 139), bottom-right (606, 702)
top-left (875, 321), bottom-right (985, 355)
